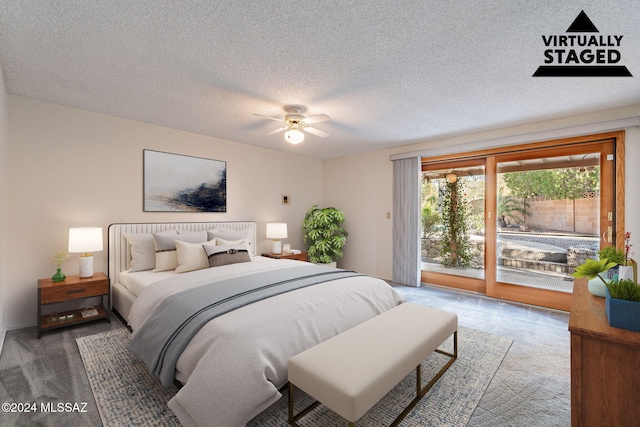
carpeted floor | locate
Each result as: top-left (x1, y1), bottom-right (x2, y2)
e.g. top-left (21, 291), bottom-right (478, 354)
top-left (395, 285), bottom-right (571, 427)
top-left (77, 325), bottom-right (511, 426)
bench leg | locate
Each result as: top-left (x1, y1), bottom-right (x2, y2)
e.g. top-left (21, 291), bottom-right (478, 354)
top-left (390, 331), bottom-right (458, 427)
top-left (288, 382), bottom-right (321, 426)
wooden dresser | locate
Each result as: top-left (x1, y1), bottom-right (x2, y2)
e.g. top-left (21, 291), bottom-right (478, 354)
top-left (568, 283), bottom-right (640, 426)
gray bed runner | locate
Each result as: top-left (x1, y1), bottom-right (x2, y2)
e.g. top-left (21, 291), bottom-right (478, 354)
top-left (128, 264), bottom-right (361, 386)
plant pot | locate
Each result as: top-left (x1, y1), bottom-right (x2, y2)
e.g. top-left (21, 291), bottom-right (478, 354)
top-left (606, 265), bottom-right (619, 281)
top-left (587, 278), bottom-right (607, 298)
top-left (618, 260), bottom-right (637, 284)
top-left (605, 288), bottom-right (640, 332)
top-left (314, 261), bottom-right (337, 268)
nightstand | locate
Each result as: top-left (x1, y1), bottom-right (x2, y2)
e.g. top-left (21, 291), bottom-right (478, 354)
top-left (262, 252), bottom-right (308, 262)
top-left (37, 272), bottom-right (110, 338)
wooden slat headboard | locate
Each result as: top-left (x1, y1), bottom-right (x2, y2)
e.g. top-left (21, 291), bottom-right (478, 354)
top-left (108, 221), bottom-right (257, 285)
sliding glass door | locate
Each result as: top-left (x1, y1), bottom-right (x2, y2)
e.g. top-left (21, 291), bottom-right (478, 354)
top-left (421, 133), bottom-right (622, 310)
top-left (487, 141), bottom-right (616, 309)
top-left (421, 159), bottom-right (487, 293)
top-left (494, 153), bottom-right (600, 293)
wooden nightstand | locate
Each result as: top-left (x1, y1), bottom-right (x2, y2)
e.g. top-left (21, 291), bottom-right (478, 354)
top-left (37, 272), bottom-right (110, 338)
top-left (262, 252), bottom-right (308, 262)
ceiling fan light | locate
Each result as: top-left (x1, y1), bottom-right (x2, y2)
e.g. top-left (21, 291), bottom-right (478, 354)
top-left (285, 129), bottom-right (304, 144)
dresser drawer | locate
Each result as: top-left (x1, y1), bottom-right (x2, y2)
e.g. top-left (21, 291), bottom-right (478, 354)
top-left (40, 280), bottom-right (109, 304)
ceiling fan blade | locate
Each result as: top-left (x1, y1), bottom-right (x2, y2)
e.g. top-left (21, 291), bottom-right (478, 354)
top-left (266, 126), bottom-right (288, 135)
top-left (253, 113), bottom-right (284, 122)
top-left (303, 126), bottom-right (329, 138)
top-left (302, 114), bottom-right (330, 124)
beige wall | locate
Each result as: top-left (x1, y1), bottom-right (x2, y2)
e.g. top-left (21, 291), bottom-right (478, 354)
top-left (5, 96), bottom-right (323, 329)
top-left (324, 105), bottom-right (640, 281)
top-left (323, 150), bottom-right (393, 275)
top-left (0, 69), bottom-right (8, 345)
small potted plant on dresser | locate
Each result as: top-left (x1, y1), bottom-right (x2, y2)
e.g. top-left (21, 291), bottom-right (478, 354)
top-left (573, 233), bottom-right (640, 332)
top-left (597, 245), bottom-right (625, 280)
top-left (605, 232), bottom-right (639, 332)
top-left (572, 258), bottom-right (617, 297)
top-left (618, 232), bottom-right (637, 283)
top-left (606, 279), bottom-right (640, 332)
top-left (578, 234), bottom-right (636, 298)
top-left (302, 205), bottom-right (347, 267)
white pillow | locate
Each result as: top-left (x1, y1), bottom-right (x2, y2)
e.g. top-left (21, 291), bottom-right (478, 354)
top-left (208, 229), bottom-right (253, 255)
top-left (175, 239), bottom-right (213, 273)
top-left (153, 231), bottom-right (208, 272)
top-left (124, 229), bottom-right (178, 272)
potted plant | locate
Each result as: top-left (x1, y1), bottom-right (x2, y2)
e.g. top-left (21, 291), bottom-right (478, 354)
top-left (605, 279), bottom-right (640, 332)
top-left (302, 205), bottom-right (347, 266)
top-left (51, 250), bottom-right (70, 282)
top-left (572, 258), bottom-right (617, 297)
top-left (597, 246), bottom-right (624, 280)
top-left (618, 232), bottom-right (636, 283)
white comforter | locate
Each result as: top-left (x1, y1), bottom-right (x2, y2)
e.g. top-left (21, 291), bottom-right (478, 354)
top-left (129, 258), bottom-right (404, 427)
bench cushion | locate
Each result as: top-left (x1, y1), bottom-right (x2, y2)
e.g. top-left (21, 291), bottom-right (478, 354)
top-left (288, 302), bottom-right (458, 422)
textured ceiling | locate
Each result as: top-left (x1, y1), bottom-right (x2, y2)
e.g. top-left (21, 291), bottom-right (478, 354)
top-left (0, 1), bottom-right (638, 160)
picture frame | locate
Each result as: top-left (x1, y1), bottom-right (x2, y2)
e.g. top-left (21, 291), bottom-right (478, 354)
top-left (143, 149), bottom-right (227, 212)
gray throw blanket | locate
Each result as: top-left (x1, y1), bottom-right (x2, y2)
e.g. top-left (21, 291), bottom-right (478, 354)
top-left (128, 264), bottom-right (361, 386)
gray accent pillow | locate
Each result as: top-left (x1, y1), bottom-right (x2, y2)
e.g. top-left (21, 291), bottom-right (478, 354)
top-left (203, 242), bottom-right (251, 268)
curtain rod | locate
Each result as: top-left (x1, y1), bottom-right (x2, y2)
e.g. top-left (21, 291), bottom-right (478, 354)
top-left (389, 116), bottom-right (640, 161)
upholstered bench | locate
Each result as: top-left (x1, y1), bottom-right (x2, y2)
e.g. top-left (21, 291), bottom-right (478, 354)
top-left (288, 302), bottom-right (458, 426)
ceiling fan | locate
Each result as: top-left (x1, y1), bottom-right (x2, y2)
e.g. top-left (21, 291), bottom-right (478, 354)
top-left (253, 105), bottom-right (330, 144)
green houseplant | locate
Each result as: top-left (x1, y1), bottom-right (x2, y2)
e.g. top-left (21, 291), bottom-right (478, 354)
top-left (302, 205), bottom-right (347, 265)
top-left (597, 246), bottom-right (625, 266)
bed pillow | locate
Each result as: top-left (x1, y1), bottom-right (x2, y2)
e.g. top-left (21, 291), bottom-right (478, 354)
top-left (175, 239), bottom-right (213, 273)
top-left (153, 231), bottom-right (208, 272)
top-left (203, 241), bottom-right (251, 268)
top-left (207, 228), bottom-right (253, 255)
top-left (124, 229), bottom-right (178, 272)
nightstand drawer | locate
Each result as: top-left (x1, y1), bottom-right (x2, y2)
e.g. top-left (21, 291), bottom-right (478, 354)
top-left (40, 280), bottom-right (108, 304)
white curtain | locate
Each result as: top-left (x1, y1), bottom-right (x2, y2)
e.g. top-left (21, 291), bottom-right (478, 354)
top-left (392, 157), bottom-right (421, 287)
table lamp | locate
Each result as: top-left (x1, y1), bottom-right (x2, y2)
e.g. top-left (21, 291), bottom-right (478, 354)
top-left (68, 227), bottom-right (103, 278)
top-left (266, 223), bottom-right (288, 254)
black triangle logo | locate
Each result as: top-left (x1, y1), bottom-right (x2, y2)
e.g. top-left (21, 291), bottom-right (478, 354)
top-left (567, 10), bottom-right (599, 32)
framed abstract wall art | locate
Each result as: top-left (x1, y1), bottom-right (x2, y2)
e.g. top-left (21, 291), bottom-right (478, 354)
top-left (143, 149), bottom-right (227, 212)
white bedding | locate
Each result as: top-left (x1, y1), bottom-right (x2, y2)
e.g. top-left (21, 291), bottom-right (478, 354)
top-left (120, 255), bottom-right (273, 298)
top-left (119, 269), bottom-right (173, 297)
top-left (128, 258), bottom-right (404, 427)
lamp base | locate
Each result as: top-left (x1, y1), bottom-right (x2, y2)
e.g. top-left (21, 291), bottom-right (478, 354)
top-left (272, 240), bottom-right (282, 255)
top-left (79, 255), bottom-right (94, 278)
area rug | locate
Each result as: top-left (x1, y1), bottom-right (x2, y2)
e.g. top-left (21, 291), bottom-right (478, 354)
top-left (77, 326), bottom-right (512, 426)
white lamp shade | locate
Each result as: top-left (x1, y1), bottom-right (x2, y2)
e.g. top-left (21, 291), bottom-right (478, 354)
top-left (285, 129), bottom-right (304, 144)
top-left (266, 223), bottom-right (288, 239)
top-left (68, 227), bottom-right (104, 254)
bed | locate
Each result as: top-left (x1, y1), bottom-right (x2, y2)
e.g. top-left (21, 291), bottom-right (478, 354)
top-left (108, 221), bottom-right (404, 427)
